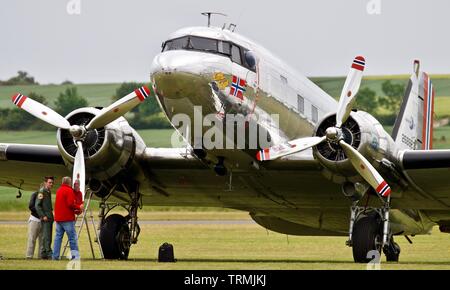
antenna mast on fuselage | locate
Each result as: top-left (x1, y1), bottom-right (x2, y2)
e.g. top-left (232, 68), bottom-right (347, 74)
top-left (201, 12), bottom-right (227, 27)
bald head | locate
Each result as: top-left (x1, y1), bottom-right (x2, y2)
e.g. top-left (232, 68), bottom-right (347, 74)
top-left (62, 176), bottom-right (72, 186)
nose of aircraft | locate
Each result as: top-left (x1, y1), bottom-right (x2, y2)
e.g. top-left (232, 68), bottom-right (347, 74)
top-left (150, 50), bottom-right (230, 77)
top-left (149, 50), bottom-right (232, 117)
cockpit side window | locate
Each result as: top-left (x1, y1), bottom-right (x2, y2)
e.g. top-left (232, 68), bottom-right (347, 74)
top-left (218, 41), bottom-right (231, 55)
top-left (231, 45), bottom-right (242, 65)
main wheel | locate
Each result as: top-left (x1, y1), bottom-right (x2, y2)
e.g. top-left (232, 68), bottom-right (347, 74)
top-left (352, 213), bottom-right (383, 263)
top-left (99, 214), bottom-right (131, 260)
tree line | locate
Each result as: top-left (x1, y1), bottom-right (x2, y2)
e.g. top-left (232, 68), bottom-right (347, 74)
top-left (0, 71), bottom-right (406, 130)
top-left (354, 80), bottom-right (405, 125)
top-left (0, 80), bottom-right (170, 130)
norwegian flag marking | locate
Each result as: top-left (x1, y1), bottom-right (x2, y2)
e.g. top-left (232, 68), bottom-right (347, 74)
top-left (135, 86), bottom-right (151, 102)
top-left (351, 56), bottom-right (366, 71)
top-left (12, 93), bottom-right (27, 108)
top-left (376, 180), bottom-right (391, 197)
top-left (230, 75), bottom-right (246, 100)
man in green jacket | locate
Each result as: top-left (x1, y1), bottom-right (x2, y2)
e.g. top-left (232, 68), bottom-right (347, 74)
top-left (35, 176), bottom-right (54, 259)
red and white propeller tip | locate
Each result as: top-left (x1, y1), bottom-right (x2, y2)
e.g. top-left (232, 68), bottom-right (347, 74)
top-left (338, 140), bottom-right (391, 197)
top-left (11, 93), bottom-right (72, 129)
top-left (351, 56), bottom-right (365, 72)
top-left (336, 56), bottom-right (365, 127)
top-left (86, 86), bottom-right (152, 130)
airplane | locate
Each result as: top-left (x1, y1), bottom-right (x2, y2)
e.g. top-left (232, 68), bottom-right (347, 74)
top-left (1, 15), bottom-right (449, 263)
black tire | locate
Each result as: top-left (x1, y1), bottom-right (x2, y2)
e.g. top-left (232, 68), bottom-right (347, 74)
top-left (99, 214), bottom-right (130, 260)
top-left (384, 241), bottom-right (400, 262)
top-left (352, 214), bottom-right (383, 263)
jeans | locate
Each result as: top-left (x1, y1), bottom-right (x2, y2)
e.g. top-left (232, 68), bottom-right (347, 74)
top-left (52, 221), bottom-right (79, 260)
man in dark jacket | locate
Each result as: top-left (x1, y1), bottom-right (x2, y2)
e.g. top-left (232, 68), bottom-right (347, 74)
top-left (52, 177), bottom-right (83, 260)
top-left (35, 176), bottom-right (54, 259)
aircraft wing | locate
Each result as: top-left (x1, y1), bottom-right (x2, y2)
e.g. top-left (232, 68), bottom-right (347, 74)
top-left (0, 143), bottom-right (69, 191)
top-left (399, 149), bottom-right (450, 206)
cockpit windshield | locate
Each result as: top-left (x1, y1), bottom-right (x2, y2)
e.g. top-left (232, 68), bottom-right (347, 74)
top-left (162, 35), bottom-right (256, 72)
top-left (163, 36), bottom-right (220, 54)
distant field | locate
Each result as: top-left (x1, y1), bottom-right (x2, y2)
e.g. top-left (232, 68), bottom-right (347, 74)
top-left (0, 83), bottom-right (121, 108)
top-left (1, 75), bottom-right (449, 109)
top-left (311, 75), bottom-right (450, 100)
top-left (0, 129), bottom-right (176, 147)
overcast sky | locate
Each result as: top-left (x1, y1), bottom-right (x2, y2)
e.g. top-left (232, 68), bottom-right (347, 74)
top-left (1, 0), bottom-right (449, 84)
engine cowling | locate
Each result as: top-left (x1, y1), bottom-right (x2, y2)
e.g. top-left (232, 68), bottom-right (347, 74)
top-left (56, 108), bottom-right (146, 182)
top-left (313, 111), bottom-right (395, 185)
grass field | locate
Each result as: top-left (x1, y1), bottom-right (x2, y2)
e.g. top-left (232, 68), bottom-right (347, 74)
top-left (0, 212), bottom-right (448, 270)
top-left (0, 129), bottom-right (175, 147)
top-left (0, 83), bottom-right (121, 108)
top-left (1, 75), bottom-right (450, 111)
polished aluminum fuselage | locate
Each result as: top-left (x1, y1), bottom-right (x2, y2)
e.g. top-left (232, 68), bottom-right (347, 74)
top-left (144, 27), bottom-right (441, 235)
top-left (150, 26), bottom-right (336, 156)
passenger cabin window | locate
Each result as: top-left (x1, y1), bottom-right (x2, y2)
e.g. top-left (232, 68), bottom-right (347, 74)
top-left (297, 95), bottom-right (304, 114)
top-left (312, 105), bottom-right (318, 123)
top-left (162, 35), bottom-right (256, 72)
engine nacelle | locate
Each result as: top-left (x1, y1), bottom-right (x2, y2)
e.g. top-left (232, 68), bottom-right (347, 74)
top-left (313, 111), bottom-right (395, 185)
top-left (56, 108), bottom-right (146, 182)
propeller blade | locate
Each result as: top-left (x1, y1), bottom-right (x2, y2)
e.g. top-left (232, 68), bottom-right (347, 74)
top-left (257, 136), bottom-right (326, 161)
top-left (86, 86), bottom-right (152, 130)
top-left (11, 93), bottom-right (71, 129)
top-left (336, 56), bottom-right (365, 127)
top-left (339, 140), bottom-right (391, 197)
top-left (73, 141), bottom-right (86, 202)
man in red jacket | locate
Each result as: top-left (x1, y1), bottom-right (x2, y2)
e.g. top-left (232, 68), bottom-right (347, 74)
top-left (52, 177), bottom-right (84, 260)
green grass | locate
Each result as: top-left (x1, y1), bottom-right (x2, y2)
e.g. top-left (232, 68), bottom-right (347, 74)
top-left (0, 216), bottom-right (448, 270)
top-left (435, 97), bottom-right (450, 118)
top-left (0, 83), bottom-right (121, 108)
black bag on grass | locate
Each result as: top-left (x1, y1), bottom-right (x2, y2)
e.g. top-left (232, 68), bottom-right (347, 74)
top-left (158, 242), bottom-right (175, 262)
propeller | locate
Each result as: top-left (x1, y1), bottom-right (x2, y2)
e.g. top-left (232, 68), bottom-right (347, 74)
top-left (256, 56), bottom-right (391, 198)
top-left (11, 86), bottom-right (153, 199)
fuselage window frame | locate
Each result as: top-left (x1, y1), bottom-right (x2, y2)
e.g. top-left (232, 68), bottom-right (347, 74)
top-left (312, 105), bottom-right (319, 123)
top-left (297, 94), bottom-right (304, 114)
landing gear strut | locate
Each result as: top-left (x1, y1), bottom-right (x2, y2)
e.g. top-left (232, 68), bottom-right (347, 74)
top-left (346, 195), bottom-right (400, 263)
top-left (98, 183), bottom-right (142, 260)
